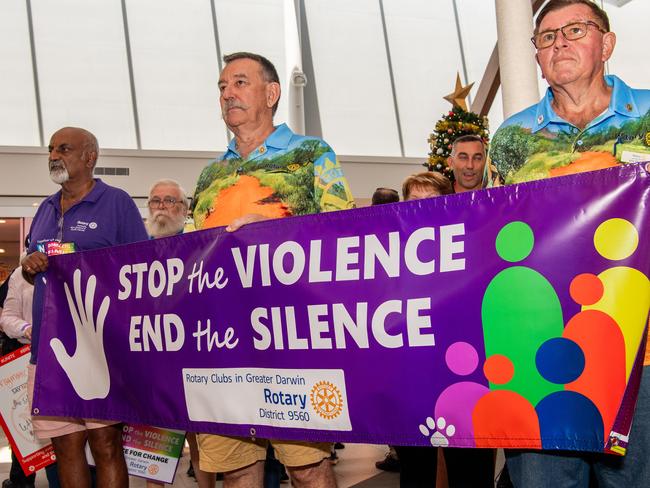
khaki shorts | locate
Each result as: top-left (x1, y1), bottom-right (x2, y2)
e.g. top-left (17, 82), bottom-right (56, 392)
top-left (197, 433), bottom-right (331, 473)
top-left (28, 364), bottom-right (118, 439)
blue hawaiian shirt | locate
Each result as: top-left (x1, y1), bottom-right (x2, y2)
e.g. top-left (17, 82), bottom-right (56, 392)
top-left (490, 75), bottom-right (650, 184)
top-left (192, 124), bottom-right (355, 229)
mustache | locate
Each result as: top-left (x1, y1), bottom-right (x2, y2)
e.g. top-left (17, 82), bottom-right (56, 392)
top-left (150, 209), bottom-right (171, 220)
top-left (223, 100), bottom-right (247, 111)
top-left (147, 211), bottom-right (186, 237)
top-left (49, 159), bottom-right (65, 171)
top-left (150, 209), bottom-right (185, 222)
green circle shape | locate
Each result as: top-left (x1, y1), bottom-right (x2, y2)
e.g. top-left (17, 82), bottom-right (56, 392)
top-left (496, 221), bottom-right (534, 262)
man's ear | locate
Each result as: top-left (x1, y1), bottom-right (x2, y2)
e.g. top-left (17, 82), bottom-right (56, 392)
top-left (85, 151), bottom-right (97, 169)
top-left (266, 82), bottom-right (281, 110)
top-left (601, 31), bottom-right (616, 62)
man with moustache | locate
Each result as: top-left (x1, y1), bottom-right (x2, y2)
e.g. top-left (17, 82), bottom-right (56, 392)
top-left (193, 52), bottom-right (354, 488)
top-left (192, 52), bottom-right (354, 231)
top-left (21, 127), bottom-right (148, 487)
top-left (145, 179), bottom-right (215, 488)
top-left (146, 179), bottom-right (189, 238)
top-left (490, 1), bottom-right (650, 486)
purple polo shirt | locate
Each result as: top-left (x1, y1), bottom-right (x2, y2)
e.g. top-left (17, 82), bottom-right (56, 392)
top-left (28, 178), bottom-right (148, 364)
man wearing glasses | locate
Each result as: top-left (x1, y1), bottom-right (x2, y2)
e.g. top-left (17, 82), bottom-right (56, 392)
top-left (490, 0), bottom-right (650, 185)
top-left (489, 1), bottom-right (650, 486)
top-left (146, 179), bottom-right (190, 238)
top-left (145, 179), bottom-right (217, 488)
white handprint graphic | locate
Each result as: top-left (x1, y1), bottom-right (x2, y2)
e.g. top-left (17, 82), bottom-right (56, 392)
top-left (50, 269), bottom-right (111, 400)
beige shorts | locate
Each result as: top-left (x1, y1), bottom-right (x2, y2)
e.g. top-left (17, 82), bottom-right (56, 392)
top-left (28, 364), bottom-right (118, 439)
top-left (197, 433), bottom-right (331, 473)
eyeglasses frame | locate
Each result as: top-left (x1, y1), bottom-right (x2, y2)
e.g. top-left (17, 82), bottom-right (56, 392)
top-left (531, 20), bottom-right (607, 50)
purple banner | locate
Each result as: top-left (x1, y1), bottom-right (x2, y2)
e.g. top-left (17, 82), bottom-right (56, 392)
top-left (34, 163), bottom-right (650, 454)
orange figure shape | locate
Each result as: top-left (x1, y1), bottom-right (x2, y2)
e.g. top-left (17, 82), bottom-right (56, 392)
top-left (472, 390), bottom-right (541, 448)
top-left (564, 273), bottom-right (626, 439)
top-left (563, 310), bottom-right (625, 440)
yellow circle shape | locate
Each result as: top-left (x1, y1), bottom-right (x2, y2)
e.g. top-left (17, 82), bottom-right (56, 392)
top-left (594, 218), bottom-right (639, 261)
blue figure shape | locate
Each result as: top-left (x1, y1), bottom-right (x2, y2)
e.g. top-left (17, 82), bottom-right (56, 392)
top-left (535, 337), bottom-right (604, 450)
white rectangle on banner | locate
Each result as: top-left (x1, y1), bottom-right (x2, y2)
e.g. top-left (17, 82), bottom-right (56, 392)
top-left (123, 447), bottom-right (179, 482)
top-left (87, 425), bottom-right (185, 485)
top-left (183, 368), bottom-right (352, 431)
top-left (621, 151), bottom-right (650, 163)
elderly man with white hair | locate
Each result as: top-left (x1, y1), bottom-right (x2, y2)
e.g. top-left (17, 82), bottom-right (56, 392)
top-left (146, 179), bottom-right (190, 238)
top-left (145, 179), bottom-right (216, 488)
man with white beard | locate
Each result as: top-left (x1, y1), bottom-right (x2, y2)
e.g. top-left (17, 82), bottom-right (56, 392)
top-left (146, 179), bottom-right (189, 238)
top-left (145, 180), bottom-right (217, 488)
top-left (21, 126), bottom-right (148, 487)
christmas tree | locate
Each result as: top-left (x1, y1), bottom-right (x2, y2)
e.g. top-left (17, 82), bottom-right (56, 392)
top-left (425, 74), bottom-right (490, 177)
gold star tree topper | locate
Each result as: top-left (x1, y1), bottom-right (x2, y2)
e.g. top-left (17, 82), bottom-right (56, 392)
top-left (444, 73), bottom-right (474, 111)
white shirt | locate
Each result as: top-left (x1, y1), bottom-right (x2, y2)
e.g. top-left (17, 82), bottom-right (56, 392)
top-left (0, 267), bottom-right (33, 344)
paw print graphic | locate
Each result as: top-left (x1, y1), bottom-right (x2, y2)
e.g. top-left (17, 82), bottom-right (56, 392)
top-left (419, 416), bottom-right (456, 447)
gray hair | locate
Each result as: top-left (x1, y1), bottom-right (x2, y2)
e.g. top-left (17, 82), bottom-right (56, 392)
top-left (223, 52), bottom-right (281, 115)
top-left (148, 178), bottom-right (190, 207)
top-left (535, 0), bottom-right (610, 34)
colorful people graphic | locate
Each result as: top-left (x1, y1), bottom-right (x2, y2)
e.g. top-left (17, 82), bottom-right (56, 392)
top-left (421, 342), bottom-right (489, 447)
top-left (534, 337), bottom-right (604, 450)
top-left (481, 221), bottom-right (564, 405)
top-left (563, 273), bottom-right (626, 441)
top-left (583, 219), bottom-right (650, 379)
top-left (424, 218), bottom-right (649, 451)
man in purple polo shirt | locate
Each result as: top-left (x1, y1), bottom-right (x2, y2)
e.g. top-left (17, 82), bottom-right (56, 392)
top-left (21, 127), bottom-right (148, 487)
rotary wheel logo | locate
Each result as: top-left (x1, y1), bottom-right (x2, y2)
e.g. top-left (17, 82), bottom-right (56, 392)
top-left (148, 464), bottom-right (159, 475)
top-left (310, 381), bottom-right (343, 420)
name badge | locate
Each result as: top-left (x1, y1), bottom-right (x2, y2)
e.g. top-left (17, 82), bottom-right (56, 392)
top-left (37, 240), bottom-right (77, 256)
top-left (621, 151), bottom-right (650, 164)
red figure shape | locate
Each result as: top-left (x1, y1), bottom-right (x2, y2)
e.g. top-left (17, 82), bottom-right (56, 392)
top-left (472, 390), bottom-right (541, 448)
top-left (563, 309), bottom-right (626, 439)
